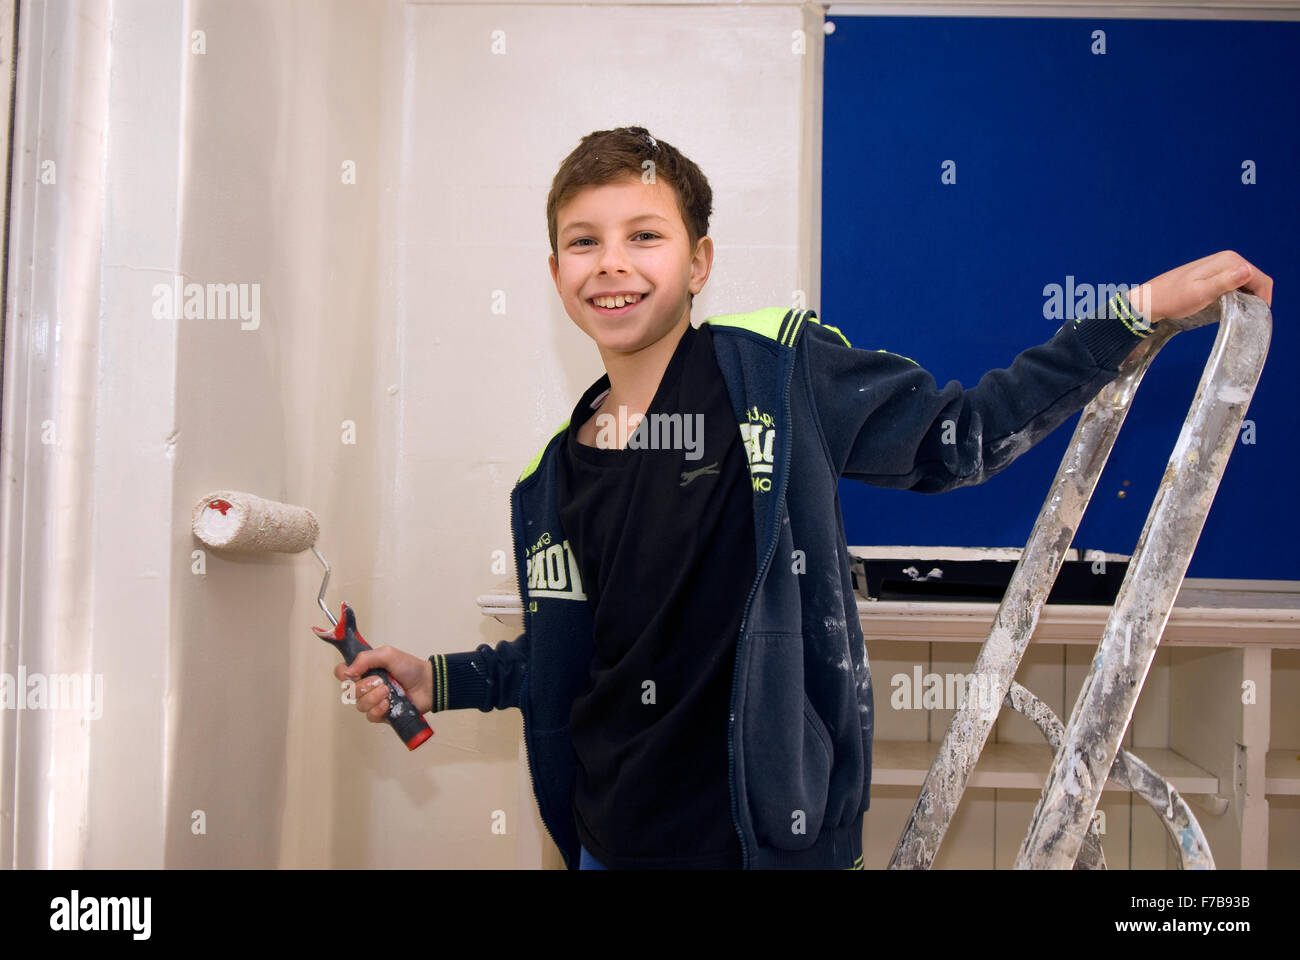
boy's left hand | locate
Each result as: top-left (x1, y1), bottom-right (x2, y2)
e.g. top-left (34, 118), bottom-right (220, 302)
top-left (1127, 250), bottom-right (1273, 325)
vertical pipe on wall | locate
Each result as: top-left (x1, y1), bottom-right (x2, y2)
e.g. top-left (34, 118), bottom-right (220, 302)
top-left (0, 0), bottom-right (188, 869)
top-left (0, 0), bottom-right (114, 868)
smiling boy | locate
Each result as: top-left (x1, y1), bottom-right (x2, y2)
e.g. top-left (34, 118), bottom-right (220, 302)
top-left (549, 158), bottom-right (712, 457)
top-left (334, 126), bottom-right (1272, 870)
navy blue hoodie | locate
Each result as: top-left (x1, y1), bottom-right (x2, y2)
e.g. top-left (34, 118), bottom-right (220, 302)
top-left (427, 291), bottom-right (1151, 869)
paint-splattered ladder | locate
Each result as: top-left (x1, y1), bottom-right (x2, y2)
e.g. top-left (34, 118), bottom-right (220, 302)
top-left (888, 290), bottom-right (1272, 870)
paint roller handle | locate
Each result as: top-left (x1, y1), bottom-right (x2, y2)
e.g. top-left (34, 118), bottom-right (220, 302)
top-left (313, 601), bottom-right (434, 751)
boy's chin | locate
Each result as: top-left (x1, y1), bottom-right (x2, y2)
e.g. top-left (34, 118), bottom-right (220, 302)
top-left (576, 316), bottom-right (642, 348)
top-left (590, 329), bottom-right (650, 355)
top-left (571, 304), bottom-right (685, 356)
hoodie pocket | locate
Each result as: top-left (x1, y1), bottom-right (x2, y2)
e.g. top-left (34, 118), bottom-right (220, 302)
top-left (741, 632), bottom-right (833, 850)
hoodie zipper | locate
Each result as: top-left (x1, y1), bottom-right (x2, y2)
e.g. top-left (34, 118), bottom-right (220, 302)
top-left (727, 338), bottom-right (799, 870)
top-left (511, 480), bottom-right (569, 868)
top-left (516, 319), bottom-right (803, 870)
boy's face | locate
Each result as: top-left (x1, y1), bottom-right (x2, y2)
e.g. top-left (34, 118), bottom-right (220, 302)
top-left (549, 175), bottom-right (712, 359)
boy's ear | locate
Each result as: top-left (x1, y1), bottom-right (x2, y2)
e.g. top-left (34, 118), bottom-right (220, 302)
top-left (548, 253), bottom-right (559, 289)
top-left (689, 235), bottom-right (714, 296)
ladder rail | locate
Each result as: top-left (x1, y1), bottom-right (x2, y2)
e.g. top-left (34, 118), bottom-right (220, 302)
top-left (1006, 681), bottom-right (1215, 869)
top-left (888, 290), bottom-right (1270, 869)
top-left (889, 306), bottom-right (1167, 868)
top-left (1016, 290), bottom-right (1270, 868)
top-left (1004, 682), bottom-right (1108, 870)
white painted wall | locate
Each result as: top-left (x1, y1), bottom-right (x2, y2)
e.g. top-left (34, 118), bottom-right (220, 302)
top-left (17, 0), bottom-right (1283, 872)
top-left (0, 0), bottom-right (819, 868)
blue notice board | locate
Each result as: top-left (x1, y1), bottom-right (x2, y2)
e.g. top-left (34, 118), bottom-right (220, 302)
top-left (821, 15), bottom-right (1298, 580)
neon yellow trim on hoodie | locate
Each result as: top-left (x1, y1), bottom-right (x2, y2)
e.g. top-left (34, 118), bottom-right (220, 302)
top-left (519, 417), bottom-right (571, 482)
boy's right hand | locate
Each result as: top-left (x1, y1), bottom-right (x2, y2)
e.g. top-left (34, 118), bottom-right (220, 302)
top-left (334, 647), bottom-right (435, 721)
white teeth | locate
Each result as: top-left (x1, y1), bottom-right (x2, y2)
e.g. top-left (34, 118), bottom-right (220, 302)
top-left (594, 293), bottom-right (641, 308)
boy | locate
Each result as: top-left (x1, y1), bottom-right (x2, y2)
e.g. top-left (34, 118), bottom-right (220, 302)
top-left (334, 126), bottom-right (1272, 870)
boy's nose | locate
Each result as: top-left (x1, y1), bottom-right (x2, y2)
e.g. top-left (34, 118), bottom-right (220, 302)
top-left (597, 246), bottom-right (632, 270)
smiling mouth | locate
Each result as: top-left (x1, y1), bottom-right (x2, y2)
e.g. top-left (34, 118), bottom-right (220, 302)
top-left (589, 293), bottom-right (648, 313)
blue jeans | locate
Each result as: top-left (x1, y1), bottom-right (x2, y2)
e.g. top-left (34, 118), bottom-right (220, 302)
top-left (579, 845), bottom-right (608, 870)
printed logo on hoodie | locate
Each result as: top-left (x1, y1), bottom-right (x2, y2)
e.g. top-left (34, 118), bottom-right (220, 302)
top-left (739, 405), bottom-right (777, 493)
top-left (525, 531), bottom-right (587, 603)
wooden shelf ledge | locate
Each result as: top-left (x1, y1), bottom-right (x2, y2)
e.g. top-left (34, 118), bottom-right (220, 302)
top-left (871, 740), bottom-right (1219, 795)
top-left (1266, 749), bottom-right (1300, 796)
top-left (478, 575), bottom-right (1300, 648)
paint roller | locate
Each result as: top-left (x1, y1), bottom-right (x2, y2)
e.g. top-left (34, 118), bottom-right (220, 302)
top-left (191, 490), bottom-right (433, 750)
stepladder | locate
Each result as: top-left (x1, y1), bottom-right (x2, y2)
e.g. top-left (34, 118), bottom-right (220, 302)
top-left (888, 289), bottom-right (1273, 870)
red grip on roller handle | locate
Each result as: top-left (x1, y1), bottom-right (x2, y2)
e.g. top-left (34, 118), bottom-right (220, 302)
top-left (313, 601), bottom-right (433, 750)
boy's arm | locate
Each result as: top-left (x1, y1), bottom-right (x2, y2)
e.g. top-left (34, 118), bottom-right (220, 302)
top-left (802, 292), bottom-right (1152, 493)
top-left (427, 633), bottom-right (528, 713)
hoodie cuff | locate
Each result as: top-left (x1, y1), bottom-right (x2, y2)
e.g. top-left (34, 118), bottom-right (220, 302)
top-left (1071, 289), bottom-right (1157, 369)
top-left (427, 652), bottom-right (492, 712)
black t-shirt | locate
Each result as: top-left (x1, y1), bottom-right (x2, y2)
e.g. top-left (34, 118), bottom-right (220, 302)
top-left (555, 322), bottom-right (754, 869)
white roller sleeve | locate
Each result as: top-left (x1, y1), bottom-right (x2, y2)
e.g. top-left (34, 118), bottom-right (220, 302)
top-left (191, 490), bottom-right (320, 554)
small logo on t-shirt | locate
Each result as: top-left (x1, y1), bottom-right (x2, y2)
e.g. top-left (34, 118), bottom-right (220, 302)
top-left (680, 461), bottom-right (720, 487)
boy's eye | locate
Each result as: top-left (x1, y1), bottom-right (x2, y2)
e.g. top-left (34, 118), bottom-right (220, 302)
top-left (569, 232), bottom-right (659, 247)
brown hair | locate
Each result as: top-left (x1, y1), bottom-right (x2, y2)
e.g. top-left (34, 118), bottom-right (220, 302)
top-left (547, 126), bottom-right (713, 304)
